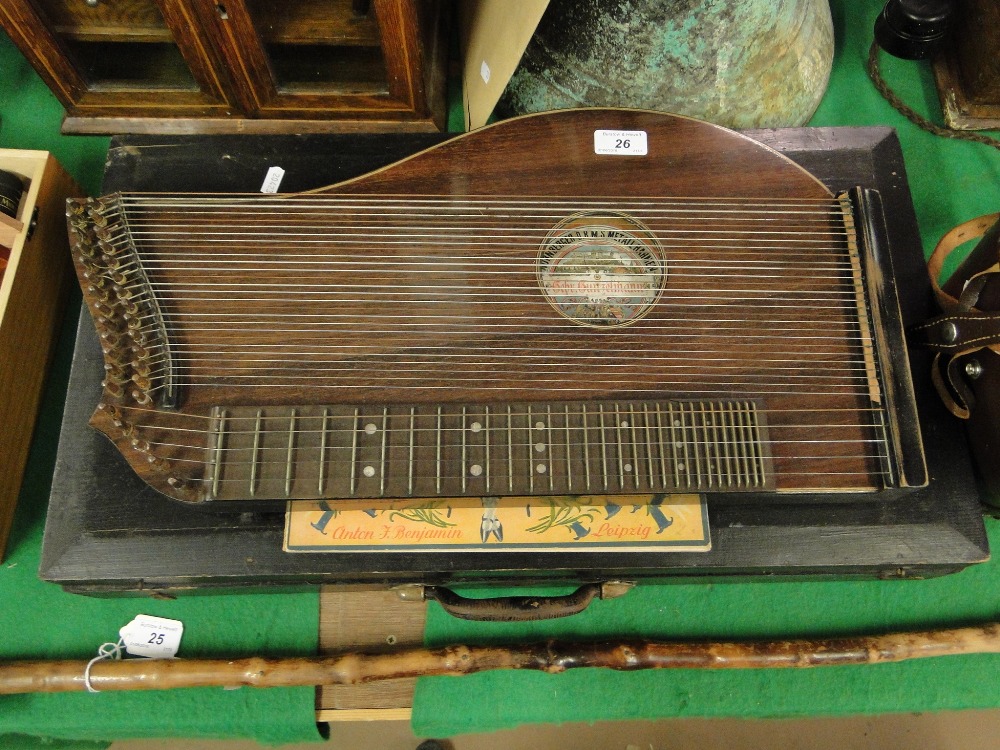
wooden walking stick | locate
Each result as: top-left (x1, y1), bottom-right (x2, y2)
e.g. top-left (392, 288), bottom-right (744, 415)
top-left (2, 624), bottom-right (1000, 695)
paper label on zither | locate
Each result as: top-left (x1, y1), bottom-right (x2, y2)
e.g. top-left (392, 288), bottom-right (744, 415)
top-left (283, 494), bottom-right (709, 553)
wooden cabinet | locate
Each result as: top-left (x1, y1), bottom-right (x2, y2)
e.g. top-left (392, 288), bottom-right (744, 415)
top-left (0, 0), bottom-right (448, 134)
top-left (0, 150), bottom-right (78, 561)
top-left (933, 0), bottom-right (1000, 130)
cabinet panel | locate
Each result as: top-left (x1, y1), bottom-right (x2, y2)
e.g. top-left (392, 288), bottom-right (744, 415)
top-left (203, 0), bottom-right (445, 125)
top-left (0, 0), bottom-right (447, 132)
top-left (1, 0), bottom-right (237, 118)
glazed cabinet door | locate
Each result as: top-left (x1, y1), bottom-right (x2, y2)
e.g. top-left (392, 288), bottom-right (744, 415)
top-left (0, 0), bottom-right (239, 126)
top-left (198, 0), bottom-right (447, 128)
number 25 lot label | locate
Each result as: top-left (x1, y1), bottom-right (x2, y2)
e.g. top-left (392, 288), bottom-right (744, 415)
top-left (120, 614), bottom-right (184, 659)
top-left (594, 130), bottom-right (647, 156)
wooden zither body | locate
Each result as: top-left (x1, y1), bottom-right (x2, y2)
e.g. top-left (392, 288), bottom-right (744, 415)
top-left (67, 109), bottom-right (926, 507)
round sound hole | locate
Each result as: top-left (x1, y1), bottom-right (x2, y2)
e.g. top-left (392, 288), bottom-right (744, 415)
top-left (537, 211), bottom-right (666, 328)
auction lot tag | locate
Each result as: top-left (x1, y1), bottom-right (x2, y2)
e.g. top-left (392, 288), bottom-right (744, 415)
top-left (119, 614), bottom-right (184, 659)
top-left (260, 165), bottom-right (285, 193)
top-left (594, 129), bottom-right (648, 155)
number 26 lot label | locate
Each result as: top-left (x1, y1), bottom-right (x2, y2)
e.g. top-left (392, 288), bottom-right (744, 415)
top-left (594, 130), bottom-right (648, 156)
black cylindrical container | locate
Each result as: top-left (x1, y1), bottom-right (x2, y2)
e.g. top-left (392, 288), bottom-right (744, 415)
top-left (0, 169), bottom-right (25, 219)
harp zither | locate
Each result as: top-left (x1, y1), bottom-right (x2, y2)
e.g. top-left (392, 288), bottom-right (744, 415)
top-left (65, 109), bottom-right (926, 508)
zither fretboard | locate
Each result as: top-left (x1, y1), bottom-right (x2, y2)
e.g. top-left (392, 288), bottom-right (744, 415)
top-left (202, 399), bottom-right (772, 502)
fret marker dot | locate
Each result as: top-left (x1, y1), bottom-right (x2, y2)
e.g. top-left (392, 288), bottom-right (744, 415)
top-left (675, 441), bottom-right (684, 448)
top-left (534, 442), bottom-right (545, 453)
top-left (364, 423), bottom-right (377, 435)
top-left (673, 420), bottom-right (682, 428)
top-left (535, 421), bottom-right (545, 430)
top-left (624, 463), bottom-right (632, 472)
top-left (677, 462), bottom-right (686, 471)
top-left (536, 464), bottom-right (547, 474)
top-left (470, 464), bottom-right (483, 476)
top-left (363, 465), bottom-right (375, 477)
top-left (620, 420), bottom-right (629, 428)
top-left (470, 422), bottom-right (482, 433)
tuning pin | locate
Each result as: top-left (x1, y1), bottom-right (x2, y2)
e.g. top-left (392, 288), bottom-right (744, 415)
top-left (131, 390), bottom-right (152, 406)
top-left (102, 380), bottom-right (125, 399)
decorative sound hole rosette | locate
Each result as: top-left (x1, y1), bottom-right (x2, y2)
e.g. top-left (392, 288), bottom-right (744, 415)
top-left (537, 211), bottom-right (666, 327)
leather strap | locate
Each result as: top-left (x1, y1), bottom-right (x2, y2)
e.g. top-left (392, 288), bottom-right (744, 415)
top-left (927, 212), bottom-right (1000, 311)
top-left (915, 213), bottom-right (1000, 418)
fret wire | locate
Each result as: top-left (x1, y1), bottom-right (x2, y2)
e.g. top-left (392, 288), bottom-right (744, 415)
top-left (599, 405), bottom-right (609, 491)
top-left (614, 404), bottom-right (625, 490)
top-left (629, 404), bottom-right (641, 490)
top-left (485, 406), bottom-right (491, 494)
top-left (669, 402), bottom-right (681, 488)
top-left (527, 405), bottom-right (534, 494)
top-left (284, 408), bottom-right (296, 497)
top-left (740, 401), bottom-right (755, 488)
top-left (547, 404), bottom-right (554, 492)
top-left (349, 408), bottom-right (359, 497)
top-left (408, 407), bottom-right (415, 496)
top-left (380, 406), bottom-right (388, 496)
top-left (564, 404), bottom-right (572, 492)
top-left (210, 408), bottom-right (226, 499)
top-left (507, 405), bottom-right (514, 493)
top-left (654, 404), bottom-right (668, 489)
top-left (706, 402), bottom-right (717, 489)
top-left (435, 406), bottom-right (443, 495)
top-left (692, 403), bottom-right (706, 488)
top-left (720, 402), bottom-right (734, 486)
top-left (318, 408), bottom-right (329, 495)
top-left (250, 409), bottom-right (262, 497)
top-left (642, 404), bottom-right (655, 489)
top-left (461, 406), bottom-right (467, 494)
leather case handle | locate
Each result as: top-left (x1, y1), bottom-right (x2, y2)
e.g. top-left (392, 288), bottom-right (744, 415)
top-left (413, 582), bottom-right (634, 622)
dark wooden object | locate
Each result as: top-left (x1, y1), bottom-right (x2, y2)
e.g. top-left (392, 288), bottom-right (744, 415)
top-left (65, 110), bottom-right (924, 504)
top-left (933, 0), bottom-right (1000, 130)
top-left (39, 126), bottom-right (988, 596)
top-left (0, 0), bottom-right (447, 134)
